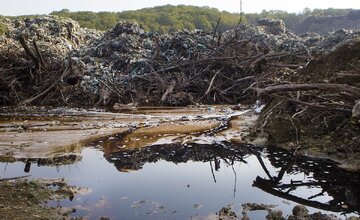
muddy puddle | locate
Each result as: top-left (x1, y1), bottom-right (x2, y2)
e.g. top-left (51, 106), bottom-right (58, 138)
top-left (0, 107), bottom-right (359, 219)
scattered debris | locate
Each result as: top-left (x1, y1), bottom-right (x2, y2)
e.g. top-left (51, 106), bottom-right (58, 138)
top-left (240, 203), bottom-right (360, 220)
top-left (130, 200), bottom-right (167, 216)
top-left (287, 205), bottom-right (356, 220)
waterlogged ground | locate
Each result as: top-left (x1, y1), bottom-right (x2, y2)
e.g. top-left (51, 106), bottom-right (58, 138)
top-left (0, 106), bottom-right (359, 219)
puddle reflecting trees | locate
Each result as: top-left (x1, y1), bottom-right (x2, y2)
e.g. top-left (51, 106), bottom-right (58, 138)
top-left (104, 142), bottom-right (360, 215)
top-left (7, 154), bottom-right (83, 173)
top-left (104, 143), bottom-right (251, 172)
top-left (253, 147), bottom-right (360, 214)
top-left (2, 138), bottom-right (359, 217)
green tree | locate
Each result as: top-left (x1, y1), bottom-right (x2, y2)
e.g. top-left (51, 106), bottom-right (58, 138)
top-left (157, 12), bottom-right (175, 25)
top-left (0, 21), bottom-right (7, 35)
top-left (43, 6), bottom-right (354, 34)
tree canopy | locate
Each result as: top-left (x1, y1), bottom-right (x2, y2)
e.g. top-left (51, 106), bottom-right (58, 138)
top-left (2, 5), bottom-right (355, 34)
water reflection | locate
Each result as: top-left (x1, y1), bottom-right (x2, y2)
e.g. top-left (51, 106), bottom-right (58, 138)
top-left (100, 142), bottom-right (360, 215)
top-left (104, 142), bottom-right (248, 199)
top-left (16, 154), bottom-right (82, 173)
top-left (103, 143), bottom-right (250, 172)
top-left (254, 147), bottom-right (360, 214)
top-left (1, 141), bottom-right (359, 218)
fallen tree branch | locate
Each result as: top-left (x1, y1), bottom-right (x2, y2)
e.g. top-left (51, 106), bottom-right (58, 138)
top-left (256, 83), bottom-right (360, 100)
top-left (18, 34), bottom-right (40, 69)
top-left (288, 99), bottom-right (353, 114)
top-left (0, 175), bottom-right (31, 182)
top-left (17, 66), bottom-right (69, 106)
top-left (146, 56), bottom-right (239, 75)
top-left (268, 63), bottom-right (302, 68)
top-left (212, 16), bottom-right (221, 40)
top-left (288, 115), bottom-right (299, 145)
top-left (205, 68), bottom-right (222, 95)
top-left (161, 79), bottom-right (176, 101)
top-left (220, 76), bottom-right (255, 94)
top-left (32, 40), bottom-right (45, 68)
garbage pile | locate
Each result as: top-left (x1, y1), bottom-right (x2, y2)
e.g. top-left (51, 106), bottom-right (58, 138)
top-left (302, 29), bottom-right (360, 55)
top-left (3, 16), bottom-right (100, 59)
top-left (73, 18), bottom-right (315, 106)
top-left (1, 16), bottom-right (360, 106)
top-left (0, 16), bottom-right (101, 105)
top-left (297, 10), bottom-right (360, 35)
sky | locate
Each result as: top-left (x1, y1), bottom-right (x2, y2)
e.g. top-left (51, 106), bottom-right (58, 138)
top-left (0, 0), bottom-right (360, 16)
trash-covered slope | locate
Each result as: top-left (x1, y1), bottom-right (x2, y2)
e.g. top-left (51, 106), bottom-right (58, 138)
top-left (0, 16), bottom-right (101, 106)
top-left (1, 16), bottom-right (360, 107)
top-left (73, 18), bottom-right (312, 106)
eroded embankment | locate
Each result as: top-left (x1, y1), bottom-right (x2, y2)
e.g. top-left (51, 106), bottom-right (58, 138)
top-left (256, 40), bottom-right (360, 171)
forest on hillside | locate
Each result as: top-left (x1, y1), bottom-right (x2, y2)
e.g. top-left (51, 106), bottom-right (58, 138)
top-left (0, 5), bottom-right (354, 35)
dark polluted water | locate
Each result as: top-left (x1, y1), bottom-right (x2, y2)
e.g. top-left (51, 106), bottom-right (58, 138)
top-left (1, 141), bottom-right (360, 219)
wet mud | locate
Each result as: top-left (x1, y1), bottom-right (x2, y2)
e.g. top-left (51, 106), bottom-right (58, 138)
top-left (0, 178), bottom-right (85, 219)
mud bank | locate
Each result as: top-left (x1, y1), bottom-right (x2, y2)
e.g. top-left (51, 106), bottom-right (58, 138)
top-left (0, 106), bottom-right (251, 160)
top-left (0, 178), bottom-right (85, 219)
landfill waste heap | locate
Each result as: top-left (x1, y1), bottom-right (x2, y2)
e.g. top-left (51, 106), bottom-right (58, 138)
top-left (1, 16), bottom-right (360, 169)
top-left (1, 15), bottom-right (358, 107)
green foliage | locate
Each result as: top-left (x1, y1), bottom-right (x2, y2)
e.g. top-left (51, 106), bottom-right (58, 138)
top-left (50, 5), bottom-right (242, 33)
top-left (4, 6), bottom-right (353, 34)
top-left (0, 21), bottom-right (8, 35)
